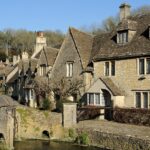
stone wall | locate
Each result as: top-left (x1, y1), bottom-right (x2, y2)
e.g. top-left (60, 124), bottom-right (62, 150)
top-left (94, 58), bottom-right (150, 108)
top-left (63, 103), bottom-right (77, 128)
top-left (16, 106), bottom-right (63, 140)
top-left (0, 107), bottom-right (15, 150)
top-left (76, 128), bottom-right (150, 150)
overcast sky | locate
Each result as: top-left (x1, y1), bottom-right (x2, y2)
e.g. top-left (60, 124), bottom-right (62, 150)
top-left (0, 0), bottom-right (150, 33)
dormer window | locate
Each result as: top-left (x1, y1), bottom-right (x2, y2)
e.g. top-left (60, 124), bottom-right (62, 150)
top-left (117, 31), bottom-right (128, 44)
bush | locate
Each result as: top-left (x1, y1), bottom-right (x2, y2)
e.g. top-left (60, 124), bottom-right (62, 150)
top-left (76, 132), bottom-right (89, 145)
top-left (113, 107), bottom-right (150, 126)
top-left (42, 98), bottom-right (51, 110)
top-left (68, 128), bottom-right (76, 139)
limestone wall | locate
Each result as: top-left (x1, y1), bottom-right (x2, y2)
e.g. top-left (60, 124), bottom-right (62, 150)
top-left (16, 106), bottom-right (63, 140)
top-left (94, 58), bottom-right (150, 108)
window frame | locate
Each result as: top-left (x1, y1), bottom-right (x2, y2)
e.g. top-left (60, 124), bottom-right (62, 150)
top-left (104, 61), bottom-right (115, 76)
top-left (40, 64), bottom-right (46, 76)
top-left (118, 31), bottom-right (128, 44)
top-left (138, 57), bottom-right (150, 75)
top-left (66, 62), bottom-right (73, 77)
top-left (87, 92), bottom-right (106, 106)
top-left (135, 91), bottom-right (149, 109)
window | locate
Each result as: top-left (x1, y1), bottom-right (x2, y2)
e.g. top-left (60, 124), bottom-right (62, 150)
top-left (66, 62), bottom-right (73, 77)
top-left (105, 61), bottom-right (115, 76)
top-left (146, 58), bottom-right (150, 74)
top-left (89, 93), bottom-right (94, 105)
top-left (111, 61), bottom-right (115, 76)
top-left (139, 58), bottom-right (144, 75)
top-left (118, 31), bottom-right (128, 44)
top-left (87, 93), bottom-right (104, 106)
top-left (138, 58), bottom-right (150, 75)
top-left (105, 62), bottom-right (109, 76)
top-left (40, 65), bottom-right (46, 76)
top-left (95, 94), bottom-right (100, 105)
top-left (143, 92), bottom-right (148, 108)
top-left (135, 92), bottom-right (149, 109)
top-left (136, 92), bottom-right (141, 108)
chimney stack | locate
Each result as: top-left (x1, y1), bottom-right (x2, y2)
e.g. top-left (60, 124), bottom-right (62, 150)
top-left (119, 3), bottom-right (131, 21)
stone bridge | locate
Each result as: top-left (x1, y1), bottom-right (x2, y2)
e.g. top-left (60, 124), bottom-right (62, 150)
top-left (0, 95), bottom-right (16, 150)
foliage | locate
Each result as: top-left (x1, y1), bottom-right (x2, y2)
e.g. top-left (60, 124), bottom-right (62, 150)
top-left (0, 29), bottom-right (64, 57)
top-left (113, 107), bottom-right (150, 126)
top-left (42, 98), bottom-right (51, 110)
top-left (52, 77), bottom-right (84, 102)
top-left (77, 106), bottom-right (101, 121)
top-left (68, 128), bottom-right (76, 139)
top-left (0, 52), bottom-right (7, 61)
top-left (76, 132), bottom-right (89, 145)
top-left (131, 5), bottom-right (150, 16)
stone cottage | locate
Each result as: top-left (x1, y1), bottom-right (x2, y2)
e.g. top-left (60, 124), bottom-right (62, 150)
top-left (4, 3), bottom-right (150, 111)
top-left (85, 3), bottom-right (150, 109)
top-left (5, 32), bottom-right (59, 108)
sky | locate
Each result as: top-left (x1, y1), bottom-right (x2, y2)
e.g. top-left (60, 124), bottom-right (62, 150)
top-left (0, 0), bottom-right (150, 33)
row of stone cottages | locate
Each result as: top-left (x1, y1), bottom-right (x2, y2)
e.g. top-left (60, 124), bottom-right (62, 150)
top-left (1, 3), bottom-right (150, 110)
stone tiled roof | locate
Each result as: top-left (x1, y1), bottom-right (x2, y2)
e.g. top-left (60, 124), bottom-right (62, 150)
top-left (39, 47), bottom-right (59, 66)
top-left (30, 58), bottom-right (38, 72)
top-left (0, 95), bottom-right (16, 107)
top-left (0, 66), bottom-right (14, 76)
top-left (7, 70), bottom-right (18, 84)
top-left (100, 77), bottom-right (124, 96)
top-left (69, 28), bottom-right (93, 69)
top-left (93, 14), bottom-right (150, 61)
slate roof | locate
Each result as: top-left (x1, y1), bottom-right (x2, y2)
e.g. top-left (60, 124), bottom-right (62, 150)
top-left (92, 14), bottom-right (150, 61)
top-left (100, 77), bottom-right (124, 96)
top-left (39, 47), bottom-right (59, 66)
top-left (18, 58), bottom-right (38, 74)
top-left (69, 28), bottom-right (93, 69)
top-left (0, 95), bottom-right (16, 107)
top-left (0, 66), bottom-right (14, 76)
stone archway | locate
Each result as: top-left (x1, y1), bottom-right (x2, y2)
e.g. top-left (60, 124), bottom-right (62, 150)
top-left (101, 89), bottom-right (113, 120)
top-left (101, 89), bottom-right (112, 107)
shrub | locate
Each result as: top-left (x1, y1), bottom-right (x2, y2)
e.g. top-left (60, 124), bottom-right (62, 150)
top-left (42, 98), bottom-right (51, 110)
top-left (76, 132), bottom-right (89, 145)
top-left (68, 128), bottom-right (76, 139)
top-left (113, 107), bottom-right (150, 126)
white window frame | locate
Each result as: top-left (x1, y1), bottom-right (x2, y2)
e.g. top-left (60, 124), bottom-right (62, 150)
top-left (66, 62), bottom-right (73, 77)
top-left (117, 31), bottom-right (128, 44)
top-left (134, 91), bottom-right (149, 109)
top-left (138, 57), bottom-right (150, 75)
top-left (87, 93), bottom-right (105, 106)
top-left (104, 61), bottom-right (115, 76)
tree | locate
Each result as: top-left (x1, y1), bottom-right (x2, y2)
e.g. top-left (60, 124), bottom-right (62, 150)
top-left (131, 5), bottom-right (150, 16)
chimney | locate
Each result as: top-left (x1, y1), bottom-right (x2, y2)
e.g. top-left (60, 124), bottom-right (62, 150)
top-left (119, 3), bottom-right (131, 21)
top-left (37, 31), bottom-right (44, 37)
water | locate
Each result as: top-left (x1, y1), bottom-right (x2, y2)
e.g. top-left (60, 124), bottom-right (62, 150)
top-left (14, 140), bottom-right (107, 150)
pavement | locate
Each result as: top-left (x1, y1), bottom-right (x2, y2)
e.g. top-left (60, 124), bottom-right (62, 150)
top-left (76, 120), bottom-right (150, 140)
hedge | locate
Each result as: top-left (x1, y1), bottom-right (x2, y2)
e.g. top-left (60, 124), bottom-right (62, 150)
top-left (113, 107), bottom-right (150, 126)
